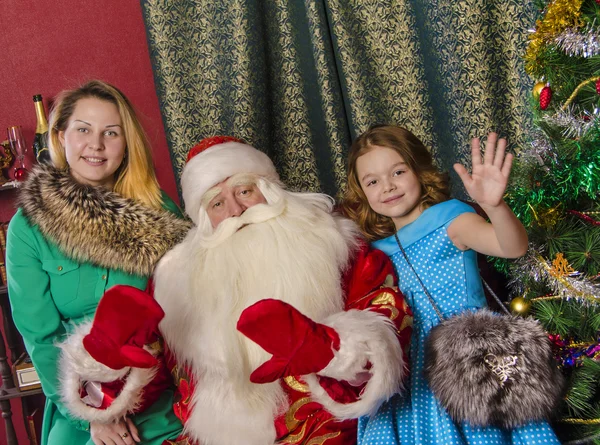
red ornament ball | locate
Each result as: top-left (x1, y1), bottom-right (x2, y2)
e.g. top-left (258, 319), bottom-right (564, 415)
top-left (596, 78), bottom-right (600, 94)
top-left (14, 167), bottom-right (27, 181)
top-left (540, 84), bottom-right (552, 110)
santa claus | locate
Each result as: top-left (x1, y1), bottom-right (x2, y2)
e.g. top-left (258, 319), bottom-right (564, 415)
top-left (153, 136), bottom-right (413, 445)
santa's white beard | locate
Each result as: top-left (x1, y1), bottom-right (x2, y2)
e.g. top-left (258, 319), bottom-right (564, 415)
top-left (155, 182), bottom-right (360, 445)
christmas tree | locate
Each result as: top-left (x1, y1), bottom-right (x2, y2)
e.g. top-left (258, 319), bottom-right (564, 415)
top-left (500, 0), bottom-right (600, 442)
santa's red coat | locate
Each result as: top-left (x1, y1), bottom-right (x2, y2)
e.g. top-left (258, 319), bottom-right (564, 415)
top-left (164, 244), bottom-right (413, 445)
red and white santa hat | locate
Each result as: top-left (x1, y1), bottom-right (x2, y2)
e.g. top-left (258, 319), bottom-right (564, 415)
top-left (181, 136), bottom-right (280, 224)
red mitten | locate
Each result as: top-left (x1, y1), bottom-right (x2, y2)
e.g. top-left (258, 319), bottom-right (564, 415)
top-left (83, 285), bottom-right (165, 370)
top-left (236, 299), bottom-right (340, 384)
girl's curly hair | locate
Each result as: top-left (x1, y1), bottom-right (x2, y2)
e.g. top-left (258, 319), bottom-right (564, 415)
top-left (342, 125), bottom-right (450, 241)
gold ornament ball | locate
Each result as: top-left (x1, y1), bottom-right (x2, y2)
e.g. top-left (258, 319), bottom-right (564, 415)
top-left (510, 296), bottom-right (531, 316)
top-left (532, 81), bottom-right (546, 99)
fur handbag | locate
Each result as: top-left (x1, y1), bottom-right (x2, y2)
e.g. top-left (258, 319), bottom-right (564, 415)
top-left (394, 234), bottom-right (564, 429)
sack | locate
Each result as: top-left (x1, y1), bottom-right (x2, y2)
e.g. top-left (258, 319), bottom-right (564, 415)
top-left (424, 308), bottom-right (565, 429)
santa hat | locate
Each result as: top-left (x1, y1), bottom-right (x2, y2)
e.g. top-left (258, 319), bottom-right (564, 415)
top-left (181, 136), bottom-right (279, 224)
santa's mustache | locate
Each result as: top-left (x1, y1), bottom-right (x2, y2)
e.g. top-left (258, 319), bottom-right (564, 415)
top-left (193, 197), bottom-right (286, 249)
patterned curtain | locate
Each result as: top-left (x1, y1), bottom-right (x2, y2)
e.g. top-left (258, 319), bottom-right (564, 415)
top-left (141, 0), bottom-right (536, 198)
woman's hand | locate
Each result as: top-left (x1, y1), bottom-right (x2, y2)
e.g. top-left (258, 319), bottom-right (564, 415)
top-left (453, 132), bottom-right (513, 210)
top-left (90, 418), bottom-right (140, 445)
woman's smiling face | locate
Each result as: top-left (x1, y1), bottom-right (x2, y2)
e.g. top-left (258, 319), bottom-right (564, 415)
top-left (59, 97), bottom-right (126, 189)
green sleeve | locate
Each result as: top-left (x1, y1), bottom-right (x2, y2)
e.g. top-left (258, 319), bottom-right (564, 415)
top-left (6, 213), bottom-right (90, 432)
top-left (160, 191), bottom-right (185, 218)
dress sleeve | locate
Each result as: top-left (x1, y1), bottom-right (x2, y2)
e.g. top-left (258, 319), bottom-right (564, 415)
top-left (6, 212), bottom-right (90, 432)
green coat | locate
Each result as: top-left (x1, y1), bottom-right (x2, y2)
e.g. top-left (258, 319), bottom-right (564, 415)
top-left (7, 192), bottom-right (185, 445)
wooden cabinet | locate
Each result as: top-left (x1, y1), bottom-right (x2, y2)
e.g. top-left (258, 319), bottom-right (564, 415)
top-left (0, 284), bottom-right (43, 445)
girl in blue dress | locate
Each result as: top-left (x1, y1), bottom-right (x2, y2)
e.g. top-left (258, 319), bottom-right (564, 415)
top-left (343, 125), bottom-right (561, 445)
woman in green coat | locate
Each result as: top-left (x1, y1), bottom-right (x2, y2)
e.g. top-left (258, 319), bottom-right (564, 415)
top-left (6, 80), bottom-right (191, 445)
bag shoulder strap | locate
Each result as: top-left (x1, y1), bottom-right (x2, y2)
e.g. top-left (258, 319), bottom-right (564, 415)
top-left (393, 233), bottom-right (511, 319)
top-left (394, 233), bottom-right (444, 321)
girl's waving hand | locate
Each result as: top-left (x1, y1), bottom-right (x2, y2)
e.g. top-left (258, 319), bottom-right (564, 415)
top-left (453, 132), bottom-right (513, 209)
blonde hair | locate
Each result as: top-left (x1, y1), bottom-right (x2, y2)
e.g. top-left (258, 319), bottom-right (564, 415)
top-left (48, 80), bottom-right (163, 209)
top-left (342, 125), bottom-right (450, 241)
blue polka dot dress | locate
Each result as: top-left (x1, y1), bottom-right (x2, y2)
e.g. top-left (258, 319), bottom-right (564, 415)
top-left (358, 200), bottom-right (560, 445)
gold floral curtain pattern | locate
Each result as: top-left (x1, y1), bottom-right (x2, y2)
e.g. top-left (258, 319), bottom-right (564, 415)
top-left (141, 0), bottom-right (536, 198)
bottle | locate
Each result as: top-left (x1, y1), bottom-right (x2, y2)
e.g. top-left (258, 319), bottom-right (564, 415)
top-left (32, 94), bottom-right (51, 164)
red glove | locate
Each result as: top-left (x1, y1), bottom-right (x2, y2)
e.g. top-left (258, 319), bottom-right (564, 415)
top-left (83, 285), bottom-right (165, 370)
top-left (237, 299), bottom-right (340, 384)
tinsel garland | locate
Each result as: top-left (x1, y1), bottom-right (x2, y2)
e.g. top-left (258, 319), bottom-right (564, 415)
top-left (555, 25), bottom-right (600, 58)
top-left (519, 134), bottom-right (556, 162)
top-left (562, 418), bottom-right (600, 425)
top-left (542, 107), bottom-right (598, 138)
top-left (508, 251), bottom-right (599, 301)
top-left (569, 210), bottom-right (600, 226)
top-left (525, 0), bottom-right (584, 74)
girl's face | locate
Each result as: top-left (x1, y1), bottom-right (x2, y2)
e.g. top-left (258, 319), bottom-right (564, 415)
top-left (59, 97), bottom-right (126, 189)
top-left (356, 145), bottom-right (423, 230)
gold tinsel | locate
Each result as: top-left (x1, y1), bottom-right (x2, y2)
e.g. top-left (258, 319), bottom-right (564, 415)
top-left (537, 205), bottom-right (562, 229)
top-left (530, 294), bottom-right (562, 302)
top-left (525, 0), bottom-right (584, 74)
top-left (561, 417), bottom-right (600, 424)
top-left (527, 203), bottom-right (561, 229)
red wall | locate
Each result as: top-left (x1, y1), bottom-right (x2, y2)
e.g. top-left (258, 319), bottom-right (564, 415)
top-left (0, 1), bottom-right (178, 442)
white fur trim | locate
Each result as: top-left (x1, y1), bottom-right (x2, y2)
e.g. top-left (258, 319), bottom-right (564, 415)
top-left (305, 309), bottom-right (405, 419)
top-left (182, 378), bottom-right (283, 445)
top-left (58, 321), bottom-right (157, 423)
top-left (58, 322), bottom-right (127, 382)
top-left (181, 142), bottom-right (279, 224)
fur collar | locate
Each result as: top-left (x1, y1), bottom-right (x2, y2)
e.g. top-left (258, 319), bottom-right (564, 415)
top-left (19, 165), bottom-right (192, 276)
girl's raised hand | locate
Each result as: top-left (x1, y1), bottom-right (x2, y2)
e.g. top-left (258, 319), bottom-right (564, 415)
top-left (453, 132), bottom-right (513, 209)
